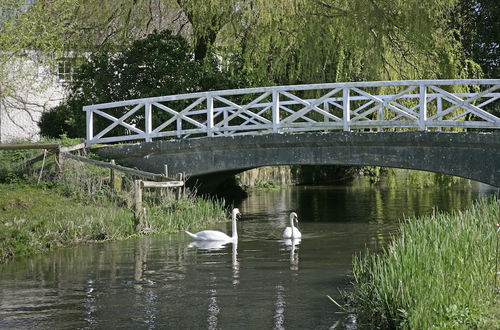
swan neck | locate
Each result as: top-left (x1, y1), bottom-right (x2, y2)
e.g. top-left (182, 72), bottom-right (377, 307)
top-left (231, 213), bottom-right (238, 239)
top-left (289, 215), bottom-right (296, 239)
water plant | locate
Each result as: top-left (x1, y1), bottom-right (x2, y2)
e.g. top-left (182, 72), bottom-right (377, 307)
top-left (349, 197), bottom-right (500, 328)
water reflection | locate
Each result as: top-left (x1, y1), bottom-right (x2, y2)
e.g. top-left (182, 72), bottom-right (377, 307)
top-left (282, 239), bottom-right (301, 271)
top-left (188, 240), bottom-right (241, 286)
top-left (0, 182), bottom-right (497, 329)
top-left (232, 243), bottom-right (240, 286)
top-left (273, 284), bottom-right (286, 330)
top-left (207, 278), bottom-right (220, 330)
top-left (188, 240), bottom-right (230, 251)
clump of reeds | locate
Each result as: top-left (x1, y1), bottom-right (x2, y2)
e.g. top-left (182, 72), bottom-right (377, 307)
top-left (349, 197), bottom-right (500, 329)
top-left (146, 192), bottom-right (227, 233)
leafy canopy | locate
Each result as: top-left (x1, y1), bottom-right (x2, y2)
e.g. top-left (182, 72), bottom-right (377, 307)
top-left (39, 30), bottom-right (242, 138)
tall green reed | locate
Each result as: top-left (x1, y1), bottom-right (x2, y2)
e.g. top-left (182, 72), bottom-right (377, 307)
top-left (350, 197), bottom-right (499, 329)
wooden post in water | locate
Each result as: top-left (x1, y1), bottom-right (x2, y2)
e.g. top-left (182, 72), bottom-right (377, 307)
top-left (134, 179), bottom-right (144, 230)
top-left (110, 160), bottom-right (116, 191)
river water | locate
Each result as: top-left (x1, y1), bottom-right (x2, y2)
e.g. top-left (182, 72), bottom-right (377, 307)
top-left (0, 180), bottom-right (498, 329)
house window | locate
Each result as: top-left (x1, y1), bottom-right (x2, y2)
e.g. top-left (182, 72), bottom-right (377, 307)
top-left (57, 57), bottom-right (79, 83)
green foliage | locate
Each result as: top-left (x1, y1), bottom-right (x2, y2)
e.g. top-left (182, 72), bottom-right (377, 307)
top-left (0, 0), bottom-right (81, 98)
top-left (348, 197), bottom-right (500, 328)
top-left (145, 193), bottom-right (226, 233)
top-left (208, 0), bottom-right (475, 85)
top-left (252, 178), bottom-right (280, 190)
top-left (39, 29), bottom-right (243, 138)
top-left (452, 0), bottom-right (500, 79)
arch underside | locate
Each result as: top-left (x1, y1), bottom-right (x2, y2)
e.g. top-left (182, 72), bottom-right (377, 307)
top-left (96, 132), bottom-right (500, 187)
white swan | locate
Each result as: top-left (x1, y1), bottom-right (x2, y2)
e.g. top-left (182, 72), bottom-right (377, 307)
top-left (282, 212), bottom-right (302, 239)
top-left (185, 208), bottom-right (241, 241)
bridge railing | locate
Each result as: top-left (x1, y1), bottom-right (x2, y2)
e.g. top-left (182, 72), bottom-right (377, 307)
top-left (83, 79), bottom-right (500, 146)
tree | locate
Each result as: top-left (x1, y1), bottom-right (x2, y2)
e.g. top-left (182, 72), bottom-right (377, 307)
top-left (453, 0), bottom-right (499, 78)
top-left (161, 0), bottom-right (479, 85)
top-left (39, 30), bottom-right (242, 138)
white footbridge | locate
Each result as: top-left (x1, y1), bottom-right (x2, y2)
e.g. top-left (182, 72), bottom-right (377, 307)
top-left (84, 79), bottom-right (500, 146)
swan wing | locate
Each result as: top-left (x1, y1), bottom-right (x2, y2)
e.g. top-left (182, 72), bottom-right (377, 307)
top-left (283, 227), bottom-right (302, 238)
top-left (292, 227), bottom-right (302, 238)
top-left (283, 227), bottom-right (293, 238)
top-left (190, 230), bottom-right (232, 241)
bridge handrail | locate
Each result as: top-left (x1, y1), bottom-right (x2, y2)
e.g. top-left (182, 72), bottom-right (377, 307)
top-left (83, 79), bottom-right (500, 146)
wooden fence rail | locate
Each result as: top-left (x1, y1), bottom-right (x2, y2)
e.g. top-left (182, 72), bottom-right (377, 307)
top-left (61, 152), bottom-right (175, 181)
top-left (0, 143), bottom-right (60, 150)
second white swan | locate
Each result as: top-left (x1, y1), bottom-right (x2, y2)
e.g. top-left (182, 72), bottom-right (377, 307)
top-left (283, 212), bottom-right (302, 239)
top-left (185, 208), bottom-right (241, 241)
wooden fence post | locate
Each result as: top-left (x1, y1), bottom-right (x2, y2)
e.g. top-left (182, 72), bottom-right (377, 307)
top-left (110, 160), bottom-right (116, 191)
top-left (55, 150), bottom-right (63, 174)
top-left (176, 173), bottom-right (183, 200)
top-left (182, 172), bottom-right (186, 197)
top-left (134, 179), bottom-right (144, 230)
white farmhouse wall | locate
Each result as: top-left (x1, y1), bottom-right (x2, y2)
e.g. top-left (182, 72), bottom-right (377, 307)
top-left (0, 56), bottom-right (67, 143)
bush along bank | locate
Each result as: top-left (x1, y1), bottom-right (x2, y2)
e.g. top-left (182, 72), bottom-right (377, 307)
top-left (0, 141), bottom-right (227, 264)
top-left (348, 197), bottom-right (500, 329)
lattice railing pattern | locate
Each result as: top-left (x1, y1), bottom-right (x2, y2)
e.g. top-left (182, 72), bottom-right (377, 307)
top-left (83, 79), bottom-right (500, 146)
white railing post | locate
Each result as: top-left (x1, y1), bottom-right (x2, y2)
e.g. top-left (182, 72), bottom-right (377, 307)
top-left (223, 109), bottom-right (228, 136)
top-left (419, 84), bottom-right (427, 131)
top-left (378, 104), bottom-right (384, 132)
top-left (145, 102), bottom-right (152, 142)
top-left (436, 95), bottom-right (442, 132)
top-left (343, 88), bottom-right (350, 131)
top-left (86, 109), bottom-right (93, 146)
top-left (176, 117), bottom-right (182, 138)
top-left (272, 90), bottom-right (280, 133)
top-left (207, 94), bottom-right (214, 137)
top-left (324, 100), bottom-right (329, 131)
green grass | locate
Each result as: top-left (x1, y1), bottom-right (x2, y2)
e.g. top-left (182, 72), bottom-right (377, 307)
top-left (0, 184), bottom-right (228, 263)
top-left (349, 197), bottom-right (500, 329)
top-left (0, 184), bottom-right (135, 262)
top-left (145, 193), bottom-right (226, 233)
top-left (0, 138), bottom-right (228, 263)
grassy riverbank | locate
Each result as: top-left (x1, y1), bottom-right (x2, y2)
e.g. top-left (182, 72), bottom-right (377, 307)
top-left (0, 184), bottom-right (226, 263)
top-left (349, 197), bottom-right (500, 329)
top-left (0, 141), bottom-right (227, 263)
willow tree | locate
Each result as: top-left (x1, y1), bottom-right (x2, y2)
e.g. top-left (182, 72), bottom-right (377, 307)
top-left (168, 0), bottom-right (479, 86)
top-left (236, 0), bottom-right (479, 84)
